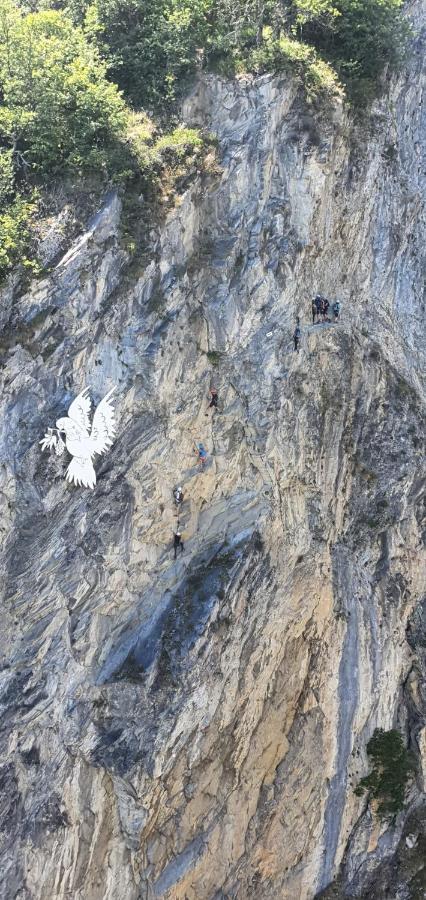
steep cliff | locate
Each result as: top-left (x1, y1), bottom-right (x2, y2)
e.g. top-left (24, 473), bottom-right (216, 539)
top-left (0, 2), bottom-right (425, 898)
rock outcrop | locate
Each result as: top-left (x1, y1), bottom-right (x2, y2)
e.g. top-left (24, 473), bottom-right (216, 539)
top-left (0, 2), bottom-right (425, 897)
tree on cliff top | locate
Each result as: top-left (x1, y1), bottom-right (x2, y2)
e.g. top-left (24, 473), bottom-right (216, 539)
top-left (74, 0), bottom-right (410, 109)
top-left (297, 0), bottom-right (410, 101)
top-left (0, 0), bottom-right (129, 278)
top-left (0, 0), bottom-right (127, 175)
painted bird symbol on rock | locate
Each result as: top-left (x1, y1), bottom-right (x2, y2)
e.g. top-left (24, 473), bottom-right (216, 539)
top-left (40, 387), bottom-right (116, 489)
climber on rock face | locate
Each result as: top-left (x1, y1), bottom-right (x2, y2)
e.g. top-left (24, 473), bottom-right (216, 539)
top-left (333, 300), bottom-right (340, 322)
top-left (323, 297), bottom-right (330, 322)
top-left (173, 486), bottom-right (184, 507)
top-left (195, 442), bottom-right (208, 469)
top-left (173, 530), bottom-right (184, 559)
top-left (312, 299), bottom-right (317, 325)
top-left (293, 319), bottom-right (301, 352)
top-left (205, 388), bottom-right (218, 415)
top-left (314, 295), bottom-right (322, 322)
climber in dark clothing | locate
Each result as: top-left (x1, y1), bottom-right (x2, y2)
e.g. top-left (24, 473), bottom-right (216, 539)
top-left (314, 295), bottom-right (322, 323)
top-left (323, 298), bottom-right (330, 321)
top-left (205, 388), bottom-right (218, 414)
top-left (173, 530), bottom-right (184, 559)
top-left (314, 294), bottom-right (322, 319)
top-left (293, 320), bottom-right (301, 352)
top-left (333, 300), bottom-right (340, 322)
top-left (312, 299), bottom-right (317, 325)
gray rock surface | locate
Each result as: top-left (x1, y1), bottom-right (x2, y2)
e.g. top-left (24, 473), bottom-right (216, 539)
top-left (0, 3), bottom-right (425, 897)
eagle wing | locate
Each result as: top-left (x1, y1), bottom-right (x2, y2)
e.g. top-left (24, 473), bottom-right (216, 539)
top-left (90, 388), bottom-right (116, 457)
top-left (67, 389), bottom-right (91, 435)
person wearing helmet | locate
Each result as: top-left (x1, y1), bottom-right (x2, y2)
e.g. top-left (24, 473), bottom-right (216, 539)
top-left (173, 530), bottom-right (184, 559)
top-left (173, 486), bottom-right (184, 507)
top-left (333, 300), bottom-right (341, 322)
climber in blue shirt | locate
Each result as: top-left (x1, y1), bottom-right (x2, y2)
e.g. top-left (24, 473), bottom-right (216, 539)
top-left (195, 442), bottom-right (208, 469)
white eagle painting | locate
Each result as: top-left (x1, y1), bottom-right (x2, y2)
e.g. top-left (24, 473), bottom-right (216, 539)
top-left (40, 387), bottom-right (116, 489)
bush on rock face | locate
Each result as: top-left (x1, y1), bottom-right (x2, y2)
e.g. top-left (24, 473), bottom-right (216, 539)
top-left (0, 192), bottom-right (39, 279)
top-left (355, 728), bottom-right (415, 820)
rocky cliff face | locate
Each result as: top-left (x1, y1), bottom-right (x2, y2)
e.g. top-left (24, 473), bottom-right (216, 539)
top-left (0, 3), bottom-right (425, 898)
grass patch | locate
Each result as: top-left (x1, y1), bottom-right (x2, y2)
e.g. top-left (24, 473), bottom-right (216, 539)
top-left (154, 127), bottom-right (204, 159)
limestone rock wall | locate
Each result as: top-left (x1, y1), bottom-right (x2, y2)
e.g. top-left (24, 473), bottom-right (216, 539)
top-left (0, 3), bottom-right (425, 898)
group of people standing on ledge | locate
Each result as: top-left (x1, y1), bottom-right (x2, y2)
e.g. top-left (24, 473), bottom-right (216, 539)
top-left (294, 294), bottom-right (341, 351)
top-left (312, 294), bottom-right (340, 325)
top-left (172, 388), bottom-right (219, 557)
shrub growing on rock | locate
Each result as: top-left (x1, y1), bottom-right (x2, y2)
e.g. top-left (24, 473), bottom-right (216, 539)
top-left (355, 728), bottom-right (415, 820)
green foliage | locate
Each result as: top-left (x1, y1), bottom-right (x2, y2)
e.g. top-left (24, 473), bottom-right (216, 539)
top-left (13, 0), bottom-right (410, 111)
top-left (297, 0), bottom-right (410, 101)
top-left (0, 0), bottom-right (136, 281)
top-left (355, 729), bottom-right (415, 820)
top-left (0, 148), bottom-right (14, 203)
top-left (0, 0), bottom-right (128, 175)
top-left (236, 31), bottom-right (341, 100)
top-left (155, 127), bottom-right (203, 159)
top-left (124, 117), bottom-right (207, 189)
top-left (0, 192), bottom-right (39, 280)
top-left (206, 349), bottom-right (224, 365)
top-left (0, 0), bottom-right (410, 283)
top-left (83, 0), bottom-right (213, 111)
top-left (291, 0), bottom-right (341, 26)
top-left (78, 0), bottom-right (410, 109)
